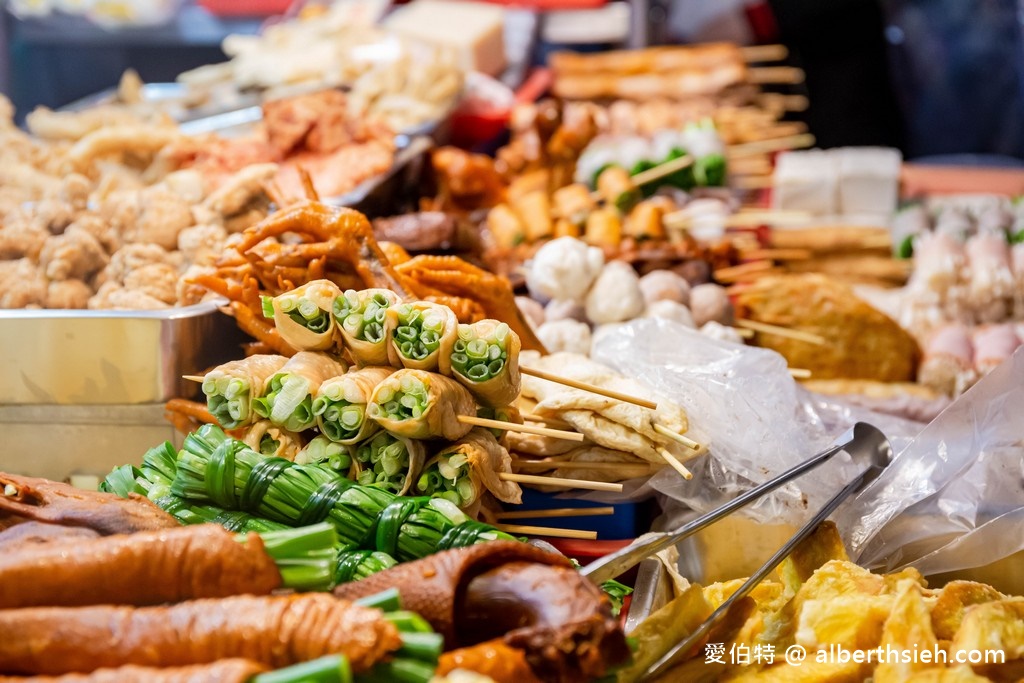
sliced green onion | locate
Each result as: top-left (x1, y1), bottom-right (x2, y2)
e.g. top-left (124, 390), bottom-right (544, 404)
top-left (254, 654), bottom-right (352, 683)
top-left (261, 296), bottom-right (275, 319)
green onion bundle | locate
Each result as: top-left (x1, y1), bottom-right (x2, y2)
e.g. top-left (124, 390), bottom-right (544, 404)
top-left (449, 320), bottom-right (521, 408)
top-left (385, 302), bottom-right (458, 373)
top-left (333, 289), bottom-right (402, 366)
top-left (352, 432), bottom-right (424, 495)
top-left (367, 370), bottom-right (476, 442)
top-left (264, 279), bottom-right (342, 353)
top-left (313, 367), bottom-right (393, 444)
top-left (201, 355), bottom-right (289, 429)
top-left (335, 550), bottom-right (398, 584)
top-left (296, 435), bottom-right (354, 475)
top-left (415, 451), bottom-right (473, 507)
top-left (252, 352), bottom-right (348, 432)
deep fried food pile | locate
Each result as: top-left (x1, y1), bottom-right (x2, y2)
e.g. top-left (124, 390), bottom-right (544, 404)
top-left (637, 523), bottom-right (1024, 683)
top-left (193, 199), bottom-right (546, 357)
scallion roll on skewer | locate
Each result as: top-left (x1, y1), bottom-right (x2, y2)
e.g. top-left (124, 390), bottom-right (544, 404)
top-left (242, 420), bottom-right (306, 461)
top-left (313, 367), bottom-right (394, 444)
top-left (351, 431), bottom-right (425, 496)
top-left (385, 302), bottom-right (459, 374)
top-left (252, 352), bottom-right (348, 432)
top-left (201, 355), bottom-right (289, 429)
top-left (332, 289), bottom-right (402, 366)
top-left (449, 320), bottom-right (521, 408)
top-left (367, 369), bottom-right (476, 441)
top-left (294, 434), bottom-right (356, 478)
top-left (416, 429), bottom-right (521, 514)
top-left (264, 279), bottom-right (342, 352)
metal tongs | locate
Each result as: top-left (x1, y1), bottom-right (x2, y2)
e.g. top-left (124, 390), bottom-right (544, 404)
top-left (580, 421), bottom-right (893, 679)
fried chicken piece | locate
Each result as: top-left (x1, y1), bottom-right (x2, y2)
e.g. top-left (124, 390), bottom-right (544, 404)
top-left (160, 169), bottom-right (206, 204)
top-left (46, 278), bottom-right (93, 309)
top-left (58, 173), bottom-right (92, 211)
top-left (89, 281), bottom-right (169, 310)
top-left (0, 218), bottom-right (47, 260)
top-left (177, 224), bottom-right (227, 266)
top-left (201, 163), bottom-right (277, 217)
top-left (99, 187), bottom-right (194, 250)
top-left (38, 226), bottom-right (109, 282)
top-left (0, 259), bottom-right (47, 308)
top-left (32, 198), bottom-right (77, 235)
top-left (123, 262), bottom-right (180, 304)
top-left (97, 243), bottom-right (174, 286)
top-left (71, 213), bottom-right (121, 254)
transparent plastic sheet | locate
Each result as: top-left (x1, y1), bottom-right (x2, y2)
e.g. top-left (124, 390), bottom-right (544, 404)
top-left (586, 318), bottom-right (923, 526)
top-left (837, 346), bottom-right (1024, 575)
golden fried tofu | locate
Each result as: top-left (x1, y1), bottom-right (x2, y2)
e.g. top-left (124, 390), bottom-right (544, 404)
top-left (931, 581), bottom-right (1005, 641)
top-left (949, 598), bottom-right (1024, 660)
top-left (873, 582), bottom-right (940, 682)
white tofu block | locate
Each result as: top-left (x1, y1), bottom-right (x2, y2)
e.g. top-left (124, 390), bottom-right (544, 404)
top-left (385, 0), bottom-right (507, 76)
top-left (772, 149), bottom-right (838, 215)
top-left (837, 146), bottom-right (902, 215)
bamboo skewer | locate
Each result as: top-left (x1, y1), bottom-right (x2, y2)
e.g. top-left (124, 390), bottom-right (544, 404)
top-left (512, 459), bottom-right (657, 473)
top-left (664, 211), bottom-right (813, 230)
top-left (727, 133), bottom-right (816, 159)
top-left (493, 524), bottom-right (597, 540)
top-left (657, 447), bottom-right (693, 480)
top-left (522, 413), bottom-right (574, 429)
top-left (788, 368), bottom-right (812, 379)
top-left (459, 415), bottom-right (584, 442)
top-left (652, 423), bottom-right (702, 452)
top-left (713, 260), bottom-right (776, 282)
top-left (747, 66), bottom-right (805, 84)
top-left (521, 366), bottom-right (658, 410)
top-left (494, 507), bottom-right (616, 520)
top-left (182, 375), bottom-right (205, 383)
top-left (499, 472), bottom-right (624, 493)
top-left (734, 319), bottom-right (827, 346)
top-left (589, 153), bottom-right (695, 202)
top-left (739, 248), bottom-right (813, 261)
top-left (739, 44), bottom-right (789, 62)
top-left (731, 327), bottom-right (756, 339)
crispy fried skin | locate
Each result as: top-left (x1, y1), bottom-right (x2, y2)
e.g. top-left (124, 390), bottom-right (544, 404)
top-left (0, 472), bottom-right (177, 535)
top-left (0, 525), bottom-right (281, 609)
top-left (0, 594), bottom-right (400, 675)
top-left (0, 659), bottom-right (267, 683)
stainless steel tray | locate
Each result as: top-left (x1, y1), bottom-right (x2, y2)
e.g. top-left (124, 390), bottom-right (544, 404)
top-left (0, 403), bottom-right (182, 481)
top-left (60, 82), bottom-right (262, 124)
top-left (0, 300), bottom-right (248, 405)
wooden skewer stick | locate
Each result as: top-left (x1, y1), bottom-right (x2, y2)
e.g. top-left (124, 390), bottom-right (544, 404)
top-left (512, 459), bottom-right (658, 474)
top-left (494, 507), bottom-right (616, 520)
top-left (664, 212), bottom-right (813, 230)
top-left (522, 413), bottom-right (574, 429)
top-left (521, 366), bottom-right (658, 410)
top-left (727, 133), bottom-right (816, 159)
top-left (738, 248), bottom-right (813, 261)
top-left (740, 44), bottom-right (789, 62)
top-left (500, 472), bottom-right (624, 492)
top-left (747, 66), bottom-right (805, 84)
top-left (730, 326), bottom-right (756, 339)
top-left (788, 368), bottom-right (812, 379)
top-left (589, 154), bottom-right (696, 201)
top-left (493, 523), bottom-right (597, 540)
top-left (652, 423), bottom-right (702, 451)
top-left (657, 447), bottom-right (693, 481)
top-left (734, 319), bottom-right (827, 346)
top-left (713, 260), bottom-right (775, 282)
top-left (182, 375), bottom-right (206, 383)
top-left (459, 415), bottom-right (584, 442)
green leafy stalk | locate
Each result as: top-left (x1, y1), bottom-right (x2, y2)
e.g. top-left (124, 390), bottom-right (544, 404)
top-left (333, 290), bottom-right (391, 344)
top-left (354, 587), bottom-right (402, 612)
top-left (450, 322), bottom-right (509, 382)
top-left (251, 522), bottom-right (338, 592)
top-left (600, 578), bottom-right (634, 617)
top-left (392, 305), bottom-right (443, 362)
top-left (254, 654), bottom-right (352, 683)
top-left (100, 464), bottom-right (146, 497)
top-left (353, 433), bottom-right (410, 494)
top-left (368, 374), bottom-right (428, 422)
top-left (335, 550), bottom-right (398, 585)
top-left (253, 373), bottom-right (316, 432)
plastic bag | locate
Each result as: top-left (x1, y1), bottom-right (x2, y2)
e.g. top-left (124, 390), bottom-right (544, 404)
top-left (837, 345), bottom-right (1024, 574)
top-left (589, 318), bottom-right (922, 526)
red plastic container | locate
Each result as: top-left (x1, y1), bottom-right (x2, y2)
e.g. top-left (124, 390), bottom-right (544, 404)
top-left (198, 0), bottom-right (292, 16)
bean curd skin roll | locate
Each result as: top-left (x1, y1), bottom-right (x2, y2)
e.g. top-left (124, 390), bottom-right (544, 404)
top-left (252, 352), bottom-right (348, 432)
top-left (367, 369), bottom-right (476, 441)
top-left (242, 420), bottom-right (306, 461)
top-left (313, 367), bottom-right (395, 444)
top-left (450, 320), bottom-right (521, 408)
top-left (416, 428), bottom-right (521, 513)
top-left (201, 355), bottom-right (289, 430)
top-left (351, 431), bottom-right (425, 496)
top-left (332, 289), bottom-right (402, 366)
top-left (385, 302), bottom-right (459, 374)
top-left (265, 279), bottom-right (342, 352)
